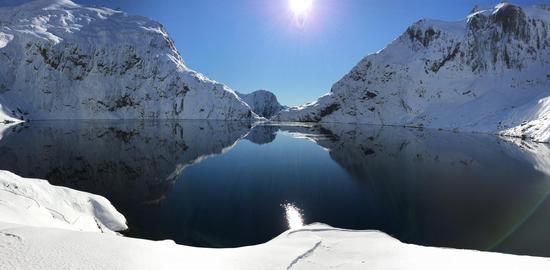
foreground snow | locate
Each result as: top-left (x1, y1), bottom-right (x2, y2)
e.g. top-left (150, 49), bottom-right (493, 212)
top-left (275, 3), bottom-right (550, 142)
top-left (0, 222), bottom-right (549, 270)
top-left (0, 170), bottom-right (126, 233)
top-left (0, 171), bottom-right (549, 269)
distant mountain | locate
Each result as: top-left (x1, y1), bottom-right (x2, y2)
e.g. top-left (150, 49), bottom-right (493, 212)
top-left (237, 90), bottom-right (286, 118)
top-left (0, 0), bottom-right (256, 120)
top-left (275, 3), bottom-right (550, 143)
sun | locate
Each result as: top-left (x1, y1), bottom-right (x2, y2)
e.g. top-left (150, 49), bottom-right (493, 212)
top-left (289, 0), bottom-right (313, 16)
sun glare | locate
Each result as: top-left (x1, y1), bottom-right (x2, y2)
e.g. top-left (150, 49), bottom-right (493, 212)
top-left (289, 0), bottom-right (313, 16)
top-left (283, 203), bottom-right (304, 230)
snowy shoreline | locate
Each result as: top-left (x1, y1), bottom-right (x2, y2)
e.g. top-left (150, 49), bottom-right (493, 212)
top-left (1, 170), bottom-right (550, 269)
top-left (0, 0), bottom-right (549, 267)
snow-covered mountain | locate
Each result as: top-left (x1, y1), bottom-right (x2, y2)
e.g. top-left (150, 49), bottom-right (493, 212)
top-left (0, 0), bottom-right (256, 120)
top-left (237, 90), bottom-right (286, 118)
top-left (275, 3), bottom-right (550, 143)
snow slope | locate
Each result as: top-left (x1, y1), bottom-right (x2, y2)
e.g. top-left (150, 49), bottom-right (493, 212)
top-left (0, 0), bottom-right (255, 120)
top-left (0, 112), bottom-right (20, 124)
top-left (0, 97), bottom-right (22, 124)
top-left (0, 170), bottom-right (126, 233)
top-left (0, 222), bottom-right (549, 270)
top-left (275, 3), bottom-right (550, 142)
top-left (237, 90), bottom-right (287, 118)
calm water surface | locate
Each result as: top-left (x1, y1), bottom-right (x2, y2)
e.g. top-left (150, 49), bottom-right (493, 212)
top-left (1, 120), bottom-right (550, 256)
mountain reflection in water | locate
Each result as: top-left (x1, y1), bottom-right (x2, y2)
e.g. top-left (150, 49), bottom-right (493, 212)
top-left (0, 121), bottom-right (549, 257)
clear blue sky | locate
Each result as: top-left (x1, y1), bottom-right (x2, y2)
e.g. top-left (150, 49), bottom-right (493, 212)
top-left (74, 0), bottom-right (541, 106)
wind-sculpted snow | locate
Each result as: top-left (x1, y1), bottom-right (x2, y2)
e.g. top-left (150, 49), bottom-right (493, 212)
top-left (0, 121), bottom-right (251, 206)
top-left (275, 3), bottom-right (550, 142)
top-left (237, 90), bottom-right (286, 118)
top-left (0, 170), bottom-right (127, 233)
top-left (1, 222), bottom-right (550, 270)
top-left (0, 0), bottom-right (255, 120)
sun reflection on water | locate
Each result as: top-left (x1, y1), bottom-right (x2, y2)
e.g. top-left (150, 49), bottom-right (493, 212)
top-left (283, 203), bottom-right (304, 229)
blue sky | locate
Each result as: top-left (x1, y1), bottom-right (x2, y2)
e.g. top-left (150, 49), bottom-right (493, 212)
top-left (74, 0), bottom-right (541, 106)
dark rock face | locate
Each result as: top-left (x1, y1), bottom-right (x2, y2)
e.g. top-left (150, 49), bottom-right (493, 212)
top-left (468, 12), bottom-right (489, 31)
top-left (407, 25), bottom-right (442, 47)
top-left (319, 103), bottom-right (341, 118)
top-left (465, 3), bottom-right (549, 72)
top-left (493, 4), bottom-right (529, 40)
top-left (430, 43), bottom-right (461, 73)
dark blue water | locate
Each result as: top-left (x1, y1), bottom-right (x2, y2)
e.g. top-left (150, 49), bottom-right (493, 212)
top-left (1, 121), bottom-right (550, 256)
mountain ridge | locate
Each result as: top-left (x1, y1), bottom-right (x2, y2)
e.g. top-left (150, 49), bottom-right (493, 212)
top-left (0, 0), bottom-right (257, 120)
top-left (275, 3), bottom-right (550, 142)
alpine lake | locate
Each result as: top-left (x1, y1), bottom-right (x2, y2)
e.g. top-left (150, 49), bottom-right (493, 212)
top-left (1, 120), bottom-right (549, 257)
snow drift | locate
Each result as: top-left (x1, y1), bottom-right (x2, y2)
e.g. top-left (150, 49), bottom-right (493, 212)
top-left (0, 170), bottom-right (126, 233)
top-left (0, 0), bottom-right (255, 120)
top-left (275, 3), bottom-right (550, 142)
top-left (1, 222), bottom-right (549, 270)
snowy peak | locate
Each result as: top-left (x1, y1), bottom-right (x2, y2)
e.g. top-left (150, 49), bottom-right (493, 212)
top-left (237, 90), bottom-right (286, 118)
top-left (391, 2), bottom-right (550, 72)
top-left (15, 0), bottom-right (79, 8)
top-left (0, 0), bottom-right (175, 54)
top-left (467, 3), bottom-right (530, 41)
top-left (344, 1), bottom-right (550, 84)
top-left (0, 0), bottom-right (255, 120)
top-left (276, 2), bottom-right (550, 143)
top-left (464, 3), bottom-right (550, 71)
top-left (0, 0), bottom-right (77, 9)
